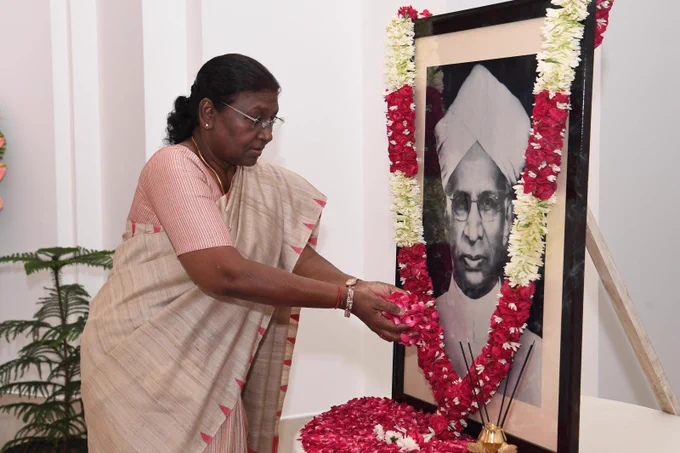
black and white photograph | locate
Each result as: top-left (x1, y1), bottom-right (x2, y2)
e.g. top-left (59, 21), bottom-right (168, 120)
top-left (424, 55), bottom-right (544, 407)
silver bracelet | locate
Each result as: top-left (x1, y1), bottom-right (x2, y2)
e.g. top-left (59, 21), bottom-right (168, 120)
top-left (344, 286), bottom-right (355, 318)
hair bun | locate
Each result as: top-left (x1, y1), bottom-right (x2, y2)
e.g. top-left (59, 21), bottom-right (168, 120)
top-left (166, 95), bottom-right (195, 144)
top-left (174, 95), bottom-right (191, 114)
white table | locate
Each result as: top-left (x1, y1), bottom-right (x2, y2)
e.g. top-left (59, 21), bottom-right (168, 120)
top-left (292, 396), bottom-right (680, 452)
top-left (579, 395), bottom-right (680, 451)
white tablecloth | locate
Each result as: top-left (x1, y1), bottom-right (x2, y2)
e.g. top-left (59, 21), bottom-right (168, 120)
top-left (292, 396), bottom-right (680, 452)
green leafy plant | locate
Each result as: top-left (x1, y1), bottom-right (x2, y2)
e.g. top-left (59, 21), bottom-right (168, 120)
top-left (0, 247), bottom-right (113, 453)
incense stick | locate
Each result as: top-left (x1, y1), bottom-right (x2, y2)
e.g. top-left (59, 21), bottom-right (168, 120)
top-left (496, 355), bottom-right (514, 426)
top-left (468, 342), bottom-right (490, 423)
top-left (500, 341), bottom-right (535, 428)
top-left (459, 341), bottom-right (486, 425)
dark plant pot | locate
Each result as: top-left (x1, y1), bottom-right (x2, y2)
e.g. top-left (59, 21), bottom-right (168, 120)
top-left (3, 439), bottom-right (88, 453)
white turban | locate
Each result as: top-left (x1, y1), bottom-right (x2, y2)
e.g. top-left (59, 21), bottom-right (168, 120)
top-left (434, 64), bottom-right (530, 191)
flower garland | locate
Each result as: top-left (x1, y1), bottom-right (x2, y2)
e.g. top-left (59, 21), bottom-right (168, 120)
top-left (299, 397), bottom-right (471, 453)
top-left (385, 7), bottom-right (430, 247)
top-left (301, 1), bottom-right (614, 451)
top-left (595, 0), bottom-right (614, 49)
top-left (381, 0), bottom-right (603, 440)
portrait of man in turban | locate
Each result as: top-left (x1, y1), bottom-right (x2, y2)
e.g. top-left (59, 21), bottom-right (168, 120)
top-left (428, 59), bottom-right (544, 407)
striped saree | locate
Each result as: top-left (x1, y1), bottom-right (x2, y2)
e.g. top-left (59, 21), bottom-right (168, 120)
top-left (81, 160), bottom-right (325, 453)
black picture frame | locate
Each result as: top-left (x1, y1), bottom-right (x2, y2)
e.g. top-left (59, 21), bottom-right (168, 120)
top-left (391, 1), bottom-right (597, 452)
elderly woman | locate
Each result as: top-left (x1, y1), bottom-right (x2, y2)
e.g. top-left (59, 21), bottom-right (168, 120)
top-left (80, 53), bottom-right (406, 453)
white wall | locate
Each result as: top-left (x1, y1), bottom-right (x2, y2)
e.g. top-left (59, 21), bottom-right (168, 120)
top-left (201, 0), bottom-right (369, 418)
top-left (598, 1), bottom-right (680, 409)
top-left (0, 0), bottom-right (142, 444)
top-left (142, 0), bottom-right (191, 160)
top-left (0, 0), bottom-right (147, 376)
top-left (97, 0), bottom-right (147, 249)
top-left (0, 0), bottom-right (58, 367)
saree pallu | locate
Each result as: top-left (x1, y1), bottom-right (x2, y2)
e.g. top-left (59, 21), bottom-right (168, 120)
top-left (81, 160), bottom-right (326, 453)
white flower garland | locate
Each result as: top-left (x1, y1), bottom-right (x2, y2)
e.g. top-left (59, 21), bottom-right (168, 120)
top-left (385, 16), bottom-right (417, 93)
top-left (505, 189), bottom-right (555, 287)
top-left (390, 172), bottom-right (425, 247)
top-left (535, 0), bottom-right (590, 95)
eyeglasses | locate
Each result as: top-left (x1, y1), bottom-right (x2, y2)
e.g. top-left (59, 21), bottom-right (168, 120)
top-left (221, 102), bottom-right (285, 131)
top-left (449, 191), bottom-right (507, 223)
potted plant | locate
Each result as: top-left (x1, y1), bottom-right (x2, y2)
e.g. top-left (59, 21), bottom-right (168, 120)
top-left (0, 247), bottom-right (113, 453)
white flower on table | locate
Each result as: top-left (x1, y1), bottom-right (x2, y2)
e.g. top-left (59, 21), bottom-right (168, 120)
top-left (374, 424), bottom-right (385, 441)
top-left (396, 435), bottom-right (420, 451)
top-left (385, 430), bottom-right (401, 444)
top-left (423, 427), bottom-right (436, 443)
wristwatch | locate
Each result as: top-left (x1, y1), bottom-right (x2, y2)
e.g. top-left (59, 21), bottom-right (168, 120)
top-left (344, 278), bottom-right (359, 318)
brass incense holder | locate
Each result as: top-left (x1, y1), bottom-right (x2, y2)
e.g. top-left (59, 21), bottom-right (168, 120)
top-left (458, 340), bottom-right (534, 453)
top-left (467, 424), bottom-right (517, 453)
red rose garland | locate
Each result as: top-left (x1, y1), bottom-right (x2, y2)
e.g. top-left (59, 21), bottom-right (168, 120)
top-left (300, 2), bottom-right (614, 450)
top-left (386, 86), bottom-right (419, 177)
top-left (521, 91), bottom-right (570, 200)
top-left (398, 5), bottom-right (431, 21)
top-left (595, 0), bottom-right (614, 49)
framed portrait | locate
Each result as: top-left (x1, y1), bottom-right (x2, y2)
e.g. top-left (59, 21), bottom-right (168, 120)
top-left (392, 1), bottom-right (597, 452)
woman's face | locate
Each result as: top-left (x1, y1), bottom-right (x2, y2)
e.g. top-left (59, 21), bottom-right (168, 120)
top-left (205, 90), bottom-right (279, 167)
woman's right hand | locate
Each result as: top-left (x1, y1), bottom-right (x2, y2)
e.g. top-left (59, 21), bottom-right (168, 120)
top-left (351, 286), bottom-right (409, 342)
